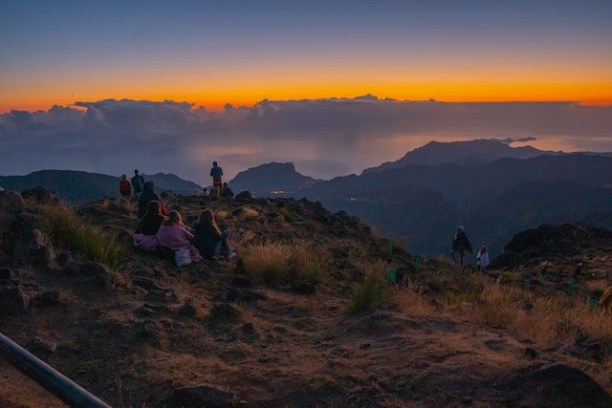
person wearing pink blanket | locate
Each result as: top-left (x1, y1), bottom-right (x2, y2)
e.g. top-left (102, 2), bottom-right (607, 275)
top-left (156, 210), bottom-right (203, 262)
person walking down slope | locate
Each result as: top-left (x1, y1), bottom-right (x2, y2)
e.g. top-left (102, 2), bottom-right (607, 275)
top-left (476, 245), bottom-right (490, 272)
top-left (119, 174), bottom-right (131, 198)
top-left (210, 161), bottom-right (223, 194)
top-left (131, 169), bottom-right (145, 194)
top-left (450, 225), bottom-right (473, 267)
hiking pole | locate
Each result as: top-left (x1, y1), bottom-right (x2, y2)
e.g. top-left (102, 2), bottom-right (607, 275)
top-left (0, 331), bottom-right (112, 408)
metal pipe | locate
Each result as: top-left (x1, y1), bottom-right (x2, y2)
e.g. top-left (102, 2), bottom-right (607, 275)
top-left (0, 331), bottom-right (112, 408)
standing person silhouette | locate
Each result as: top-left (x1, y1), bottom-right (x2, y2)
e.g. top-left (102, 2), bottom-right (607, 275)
top-left (119, 174), bottom-right (131, 198)
top-left (450, 225), bottom-right (473, 268)
top-left (131, 169), bottom-right (145, 194)
top-left (210, 161), bottom-right (223, 195)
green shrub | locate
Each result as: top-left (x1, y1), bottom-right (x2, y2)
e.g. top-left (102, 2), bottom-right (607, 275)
top-left (348, 273), bottom-right (388, 314)
top-left (36, 206), bottom-right (125, 269)
top-left (278, 207), bottom-right (295, 223)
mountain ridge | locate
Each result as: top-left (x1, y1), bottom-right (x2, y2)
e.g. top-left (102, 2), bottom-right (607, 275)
top-left (0, 169), bottom-right (202, 203)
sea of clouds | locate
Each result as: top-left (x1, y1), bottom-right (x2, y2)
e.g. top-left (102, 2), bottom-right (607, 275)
top-left (1, 95), bottom-right (611, 185)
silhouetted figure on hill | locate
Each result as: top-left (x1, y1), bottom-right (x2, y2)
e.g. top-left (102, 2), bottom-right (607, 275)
top-left (451, 225), bottom-right (473, 267)
top-left (210, 161), bottom-right (223, 194)
top-left (119, 174), bottom-right (131, 198)
top-left (131, 169), bottom-right (145, 194)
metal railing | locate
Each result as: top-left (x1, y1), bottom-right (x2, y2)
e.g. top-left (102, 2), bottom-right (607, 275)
top-left (0, 331), bottom-right (112, 408)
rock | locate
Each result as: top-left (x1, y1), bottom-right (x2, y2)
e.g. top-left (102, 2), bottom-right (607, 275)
top-left (240, 322), bottom-right (258, 342)
top-left (0, 284), bottom-right (29, 315)
top-left (234, 191), bottom-right (253, 202)
top-left (290, 280), bottom-right (316, 295)
top-left (232, 259), bottom-right (249, 277)
top-left (27, 337), bottom-right (58, 355)
top-left (523, 347), bottom-right (538, 359)
top-left (230, 207), bottom-right (244, 216)
top-left (20, 187), bottom-right (60, 206)
top-left (31, 290), bottom-right (64, 307)
top-left (231, 275), bottom-right (253, 288)
top-left (573, 334), bottom-right (608, 362)
top-left (62, 261), bottom-right (111, 288)
top-left (0, 267), bottom-right (16, 283)
top-left (177, 299), bottom-right (197, 317)
top-left (174, 385), bottom-right (236, 408)
top-left (132, 276), bottom-right (168, 292)
top-left (15, 228), bottom-right (57, 269)
top-left (208, 303), bottom-right (239, 325)
top-left (0, 191), bottom-right (25, 219)
top-left (507, 363), bottom-right (612, 408)
top-left (146, 289), bottom-right (179, 304)
top-left (219, 286), bottom-right (266, 302)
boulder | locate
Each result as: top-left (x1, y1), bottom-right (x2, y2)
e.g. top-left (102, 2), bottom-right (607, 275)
top-left (507, 363), bottom-right (611, 408)
top-left (20, 187), bottom-right (60, 206)
top-left (234, 191), bottom-right (253, 202)
top-left (0, 191), bottom-right (25, 219)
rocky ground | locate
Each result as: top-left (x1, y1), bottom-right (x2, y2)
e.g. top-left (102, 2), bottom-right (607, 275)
top-left (0, 189), bottom-right (610, 407)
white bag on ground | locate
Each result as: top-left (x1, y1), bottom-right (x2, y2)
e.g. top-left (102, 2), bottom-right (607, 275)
top-left (175, 247), bottom-right (192, 266)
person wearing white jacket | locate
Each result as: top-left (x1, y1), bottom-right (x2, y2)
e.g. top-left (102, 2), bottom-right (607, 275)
top-left (476, 246), bottom-right (490, 272)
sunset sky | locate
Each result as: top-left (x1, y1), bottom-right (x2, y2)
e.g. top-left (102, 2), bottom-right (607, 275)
top-left (1, 1), bottom-right (611, 183)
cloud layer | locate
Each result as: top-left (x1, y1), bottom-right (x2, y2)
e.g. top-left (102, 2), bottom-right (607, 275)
top-left (1, 96), bottom-right (611, 184)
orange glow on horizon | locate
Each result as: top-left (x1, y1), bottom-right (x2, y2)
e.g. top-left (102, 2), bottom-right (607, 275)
top-left (1, 81), bottom-right (611, 113)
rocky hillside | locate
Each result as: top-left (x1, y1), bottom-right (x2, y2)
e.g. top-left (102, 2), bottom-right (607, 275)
top-left (0, 189), bottom-right (610, 407)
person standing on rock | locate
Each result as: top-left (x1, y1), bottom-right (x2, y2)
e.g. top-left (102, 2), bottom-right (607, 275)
top-left (131, 169), bottom-right (145, 195)
top-left (450, 225), bottom-right (473, 267)
top-left (210, 161), bottom-right (223, 195)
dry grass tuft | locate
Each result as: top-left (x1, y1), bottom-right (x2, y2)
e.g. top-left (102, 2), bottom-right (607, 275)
top-left (470, 281), bottom-right (611, 343)
top-left (242, 206), bottom-right (261, 219)
top-left (240, 242), bottom-right (331, 287)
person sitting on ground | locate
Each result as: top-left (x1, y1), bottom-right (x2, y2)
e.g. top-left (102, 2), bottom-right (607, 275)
top-left (450, 225), bottom-right (473, 267)
top-left (119, 174), bottom-right (131, 198)
top-left (131, 169), bottom-right (145, 194)
top-left (192, 209), bottom-right (236, 260)
top-left (220, 182), bottom-right (234, 198)
top-left (156, 210), bottom-right (203, 262)
top-left (476, 245), bottom-right (489, 272)
top-left (138, 181), bottom-right (169, 218)
top-left (133, 200), bottom-right (164, 251)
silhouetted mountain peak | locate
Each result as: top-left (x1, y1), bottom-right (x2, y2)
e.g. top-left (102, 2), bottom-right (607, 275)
top-left (229, 162), bottom-right (321, 197)
top-left (363, 138), bottom-right (559, 173)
